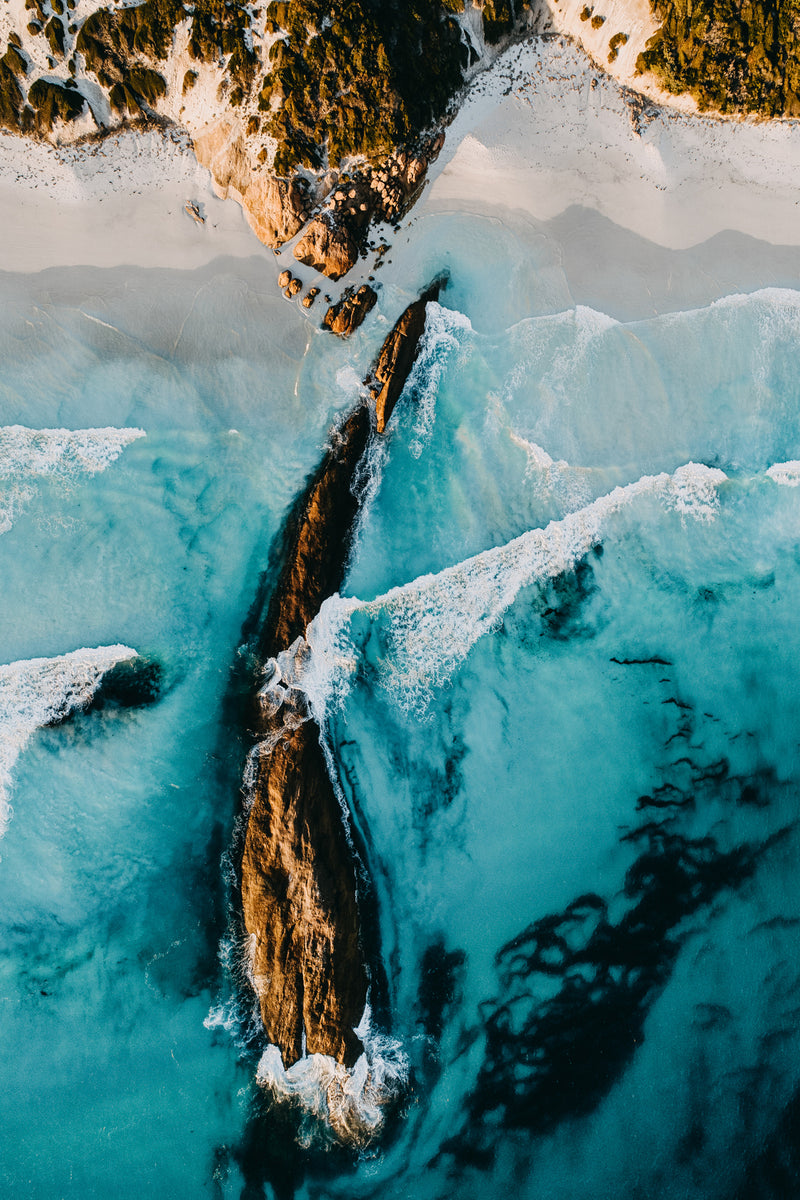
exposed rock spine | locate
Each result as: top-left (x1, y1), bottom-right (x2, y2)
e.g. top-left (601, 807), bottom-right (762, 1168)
top-left (240, 277), bottom-right (447, 1071)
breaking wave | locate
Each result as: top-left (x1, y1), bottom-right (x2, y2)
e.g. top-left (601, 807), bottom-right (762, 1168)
top-left (401, 301), bottom-right (472, 458)
top-left (766, 460), bottom-right (800, 486)
top-left (0, 425), bottom-right (145, 534)
top-left (255, 1005), bottom-right (408, 1148)
top-left (300, 462), bottom-right (728, 717)
top-left (0, 644), bottom-right (137, 840)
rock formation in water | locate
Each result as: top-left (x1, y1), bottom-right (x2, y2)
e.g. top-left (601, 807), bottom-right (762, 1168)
top-left (369, 279), bottom-right (443, 434)
top-left (240, 277), bottom-right (446, 1070)
top-left (323, 284), bottom-right (378, 337)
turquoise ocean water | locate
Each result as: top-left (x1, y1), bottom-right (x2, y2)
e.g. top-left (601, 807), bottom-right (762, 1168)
top-left (3, 205), bottom-right (800, 1199)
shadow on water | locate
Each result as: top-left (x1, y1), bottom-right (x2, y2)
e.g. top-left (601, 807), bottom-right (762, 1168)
top-left (212, 1087), bottom-right (357, 1200)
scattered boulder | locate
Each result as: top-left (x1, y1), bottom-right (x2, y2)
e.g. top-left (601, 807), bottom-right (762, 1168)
top-left (323, 284), bottom-right (378, 337)
top-left (302, 287), bottom-right (320, 309)
top-left (278, 269), bottom-right (292, 288)
top-left (287, 277), bottom-right (302, 297)
top-left (294, 215), bottom-right (359, 281)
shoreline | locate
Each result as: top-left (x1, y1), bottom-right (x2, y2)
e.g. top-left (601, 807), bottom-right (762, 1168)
top-left (1, 37), bottom-right (800, 319)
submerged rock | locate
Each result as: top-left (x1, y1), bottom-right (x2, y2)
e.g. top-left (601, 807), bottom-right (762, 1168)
top-left (322, 284), bottom-right (377, 337)
top-left (240, 278), bottom-right (447, 1080)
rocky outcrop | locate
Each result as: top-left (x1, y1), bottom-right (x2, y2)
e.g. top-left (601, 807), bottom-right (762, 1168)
top-left (242, 719), bottom-right (366, 1067)
top-left (240, 280), bottom-right (447, 1074)
top-left (323, 284), bottom-right (378, 337)
top-left (194, 121), bottom-right (310, 246)
top-left (293, 214), bottom-right (360, 281)
top-left (369, 277), bottom-right (446, 433)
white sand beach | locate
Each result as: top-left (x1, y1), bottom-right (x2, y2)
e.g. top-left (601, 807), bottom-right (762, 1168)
top-left (429, 38), bottom-right (800, 251)
top-left (0, 125), bottom-right (261, 273)
top-left (2, 34), bottom-right (800, 316)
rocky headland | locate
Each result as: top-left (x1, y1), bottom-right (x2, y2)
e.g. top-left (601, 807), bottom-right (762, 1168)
top-left (0, 0), bottom-right (793, 290)
top-left (239, 276), bottom-right (446, 1074)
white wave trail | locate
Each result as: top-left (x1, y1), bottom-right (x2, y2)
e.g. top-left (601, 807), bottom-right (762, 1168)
top-left (256, 1005), bottom-right (408, 1147)
top-left (301, 463), bottom-right (728, 716)
top-left (0, 644), bottom-right (137, 840)
top-left (0, 425), bottom-right (145, 534)
top-left (401, 302), bottom-right (472, 458)
top-left (767, 460), bottom-right (800, 487)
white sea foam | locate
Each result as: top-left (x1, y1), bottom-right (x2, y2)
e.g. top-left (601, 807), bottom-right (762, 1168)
top-left (255, 1005), bottom-right (408, 1147)
top-left (502, 304), bottom-right (620, 413)
top-left (0, 644), bottom-right (138, 840)
top-left (402, 302), bottom-right (473, 458)
top-left (506, 427), bottom-right (594, 509)
top-left (335, 366), bottom-right (362, 396)
top-left (767, 460), bottom-right (800, 487)
top-left (508, 432), bottom-right (558, 473)
top-left (0, 426), bottom-right (145, 534)
top-left (303, 462), bottom-right (728, 716)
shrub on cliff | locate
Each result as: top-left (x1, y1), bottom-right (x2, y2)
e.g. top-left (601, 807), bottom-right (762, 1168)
top-left (482, 0), bottom-right (516, 43)
top-left (638, 0), bottom-right (800, 115)
top-left (28, 76), bottom-right (84, 130)
top-left (45, 16), bottom-right (66, 58)
top-left (77, 0), bottom-right (183, 81)
top-left (260, 0), bottom-right (467, 174)
top-left (0, 56), bottom-right (25, 128)
top-left (2, 44), bottom-right (28, 76)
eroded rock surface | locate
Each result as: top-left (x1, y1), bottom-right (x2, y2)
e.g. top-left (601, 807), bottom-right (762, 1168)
top-left (323, 284), bottom-right (378, 337)
top-left (242, 720), bottom-right (366, 1067)
top-left (370, 277), bottom-right (446, 433)
top-left (293, 214), bottom-right (360, 280)
top-left (240, 281), bottom-right (447, 1073)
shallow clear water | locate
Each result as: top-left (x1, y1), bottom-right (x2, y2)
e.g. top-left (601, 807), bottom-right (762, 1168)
top-left (3, 205), bottom-right (800, 1200)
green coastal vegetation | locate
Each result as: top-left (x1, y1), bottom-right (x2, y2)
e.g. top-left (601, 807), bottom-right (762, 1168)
top-left (0, 0), bottom-right (507, 156)
top-left (6, 0), bottom-right (797, 164)
top-left (260, 0), bottom-right (469, 174)
top-left (637, 0), bottom-right (800, 114)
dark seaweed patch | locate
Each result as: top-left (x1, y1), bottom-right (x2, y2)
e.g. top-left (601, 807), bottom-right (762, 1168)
top-left (446, 826), bottom-right (757, 1156)
top-left (89, 654), bottom-right (163, 710)
top-left (536, 555), bottom-right (599, 641)
top-left (417, 937), bottom-right (467, 1042)
top-left (734, 1084), bottom-right (800, 1199)
top-left (214, 1084), bottom-right (358, 1200)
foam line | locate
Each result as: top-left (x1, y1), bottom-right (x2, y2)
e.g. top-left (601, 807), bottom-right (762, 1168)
top-left (301, 462), bottom-right (728, 716)
top-left (767, 461), bottom-right (800, 487)
top-left (0, 425), bottom-right (145, 534)
top-left (0, 644), bottom-right (138, 841)
top-left (255, 1004), bottom-right (408, 1147)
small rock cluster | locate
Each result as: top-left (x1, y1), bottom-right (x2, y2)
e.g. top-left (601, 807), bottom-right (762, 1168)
top-left (277, 269), bottom-right (318, 307)
top-left (292, 131), bottom-right (446, 281)
top-left (322, 284), bottom-right (378, 338)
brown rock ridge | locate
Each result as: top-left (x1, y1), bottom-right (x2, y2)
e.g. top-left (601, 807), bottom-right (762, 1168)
top-left (240, 275), bottom-right (448, 1072)
top-left (369, 278), bottom-right (445, 434)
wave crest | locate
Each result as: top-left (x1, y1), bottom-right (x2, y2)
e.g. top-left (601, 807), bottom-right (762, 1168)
top-left (303, 462), bottom-right (727, 717)
top-left (0, 425), bottom-right (145, 534)
top-left (0, 644), bottom-right (138, 841)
